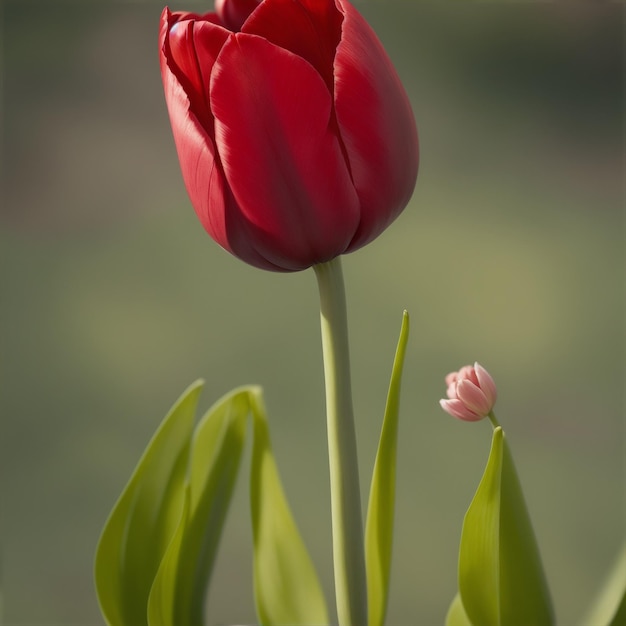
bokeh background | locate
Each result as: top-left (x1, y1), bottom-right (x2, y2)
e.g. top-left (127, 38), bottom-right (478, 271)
top-left (3, 1), bottom-right (624, 624)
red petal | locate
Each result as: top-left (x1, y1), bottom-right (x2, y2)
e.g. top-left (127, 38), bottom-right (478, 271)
top-left (164, 14), bottom-right (231, 134)
top-left (334, 0), bottom-right (418, 251)
top-left (210, 34), bottom-right (359, 270)
top-left (160, 10), bottom-right (282, 270)
top-left (242, 0), bottom-right (342, 92)
top-left (215, 0), bottom-right (261, 32)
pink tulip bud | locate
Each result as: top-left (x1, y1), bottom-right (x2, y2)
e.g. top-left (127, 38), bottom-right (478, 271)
top-left (159, 0), bottom-right (418, 272)
top-left (439, 362), bottom-right (497, 422)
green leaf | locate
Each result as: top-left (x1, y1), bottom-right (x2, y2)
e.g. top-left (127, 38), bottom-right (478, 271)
top-left (445, 593), bottom-right (473, 626)
top-left (94, 380), bottom-right (204, 626)
top-left (459, 427), bottom-right (501, 626)
top-left (458, 426), bottom-right (554, 626)
top-left (499, 430), bottom-right (554, 625)
top-left (147, 387), bottom-right (251, 625)
top-left (249, 390), bottom-right (329, 625)
top-left (582, 542), bottom-right (626, 626)
top-left (365, 310), bottom-right (410, 626)
top-left (147, 485), bottom-right (191, 625)
top-left (98, 383), bottom-right (325, 626)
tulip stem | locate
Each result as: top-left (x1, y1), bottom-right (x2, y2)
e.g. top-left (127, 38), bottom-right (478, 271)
top-left (488, 410), bottom-right (501, 430)
top-left (313, 257), bottom-right (368, 626)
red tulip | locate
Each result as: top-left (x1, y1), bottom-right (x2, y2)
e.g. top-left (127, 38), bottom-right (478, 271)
top-left (159, 0), bottom-right (418, 271)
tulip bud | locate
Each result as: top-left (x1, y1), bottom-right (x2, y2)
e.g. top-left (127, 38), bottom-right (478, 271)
top-left (439, 362), bottom-right (497, 422)
top-left (160, 0), bottom-right (418, 272)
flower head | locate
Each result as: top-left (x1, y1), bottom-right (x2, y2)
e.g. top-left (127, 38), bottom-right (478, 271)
top-left (159, 0), bottom-right (418, 271)
top-left (439, 362), bottom-right (497, 422)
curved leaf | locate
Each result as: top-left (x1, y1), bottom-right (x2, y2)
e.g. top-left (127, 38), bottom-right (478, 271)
top-left (365, 310), bottom-right (409, 626)
top-left (147, 486), bottom-right (191, 626)
top-left (147, 387), bottom-right (251, 625)
top-left (458, 426), bottom-right (554, 626)
top-left (459, 427), bottom-right (502, 626)
top-left (499, 430), bottom-right (554, 625)
top-left (249, 390), bottom-right (329, 625)
top-left (95, 380), bottom-right (204, 626)
top-left (97, 382), bottom-right (327, 626)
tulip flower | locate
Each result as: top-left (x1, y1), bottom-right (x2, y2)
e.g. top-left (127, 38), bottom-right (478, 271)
top-left (159, 0), bottom-right (418, 272)
top-left (440, 362), bottom-right (497, 422)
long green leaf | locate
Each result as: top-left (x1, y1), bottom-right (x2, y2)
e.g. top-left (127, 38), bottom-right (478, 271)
top-left (147, 485), bottom-right (191, 625)
top-left (95, 380), bottom-right (204, 626)
top-left (499, 431), bottom-right (554, 625)
top-left (459, 427), bottom-right (502, 626)
top-left (173, 387), bottom-right (250, 623)
top-left (147, 387), bottom-right (251, 625)
top-left (458, 426), bottom-right (554, 626)
top-left (365, 310), bottom-right (410, 626)
top-left (249, 390), bottom-right (329, 625)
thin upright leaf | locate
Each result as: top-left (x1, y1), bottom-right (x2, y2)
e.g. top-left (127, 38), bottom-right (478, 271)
top-left (365, 310), bottom-right (410, 626)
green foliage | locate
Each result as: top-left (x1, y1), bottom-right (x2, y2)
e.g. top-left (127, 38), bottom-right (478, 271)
top-left (365, 311), bottom-right (410, 626)
top-left (147, 485), bottom-right (192, 625)
top-left (95, 383), bottom-right (326, 626)
top-left (249, 391), bottom-right (329, 625)
top-left (148, 388), bottom-right (250, 625)
top-left (94, 380), bottom-right (203, 626)
top-left (451, 426), bottom-right (554, 626)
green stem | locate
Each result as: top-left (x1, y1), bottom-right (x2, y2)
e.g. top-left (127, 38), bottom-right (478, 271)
top-left (488, 410), bottom-right (501, 430)
top-left (313, 257), bottom-right (368, 626)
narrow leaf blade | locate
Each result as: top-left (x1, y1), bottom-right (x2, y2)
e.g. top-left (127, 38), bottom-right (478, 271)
top-left (365, 310), bottom-right (410, 626)
top-left (250, 390), bottom-right (329, 625)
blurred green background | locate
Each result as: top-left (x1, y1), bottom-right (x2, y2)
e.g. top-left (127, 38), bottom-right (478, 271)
top-left (3, 1), bottom-right (624, 624)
